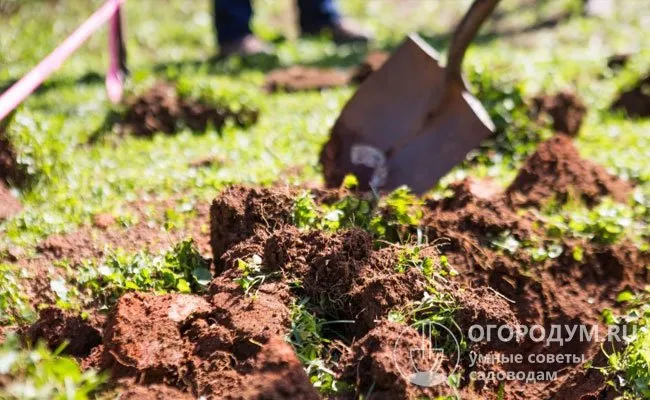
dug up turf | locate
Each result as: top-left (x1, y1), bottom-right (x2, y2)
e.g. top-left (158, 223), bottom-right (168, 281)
top-left (14, 134), bottom-right (649, 399)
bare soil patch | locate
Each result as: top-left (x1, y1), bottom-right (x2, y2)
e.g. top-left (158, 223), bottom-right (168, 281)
top-left (264, 66), bottom-right (350, 93)
top-left (611, 74), bottom-right (650, 118)
top-left (120, 82), bottom-right (259, 137)
top-left (532, 90), bottom-right (587, 136)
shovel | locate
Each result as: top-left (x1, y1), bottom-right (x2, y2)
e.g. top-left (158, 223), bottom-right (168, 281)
top-left (320, 0), bottom-right (500, 194)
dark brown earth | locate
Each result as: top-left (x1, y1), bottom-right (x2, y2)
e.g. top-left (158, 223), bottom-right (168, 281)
top-left (0, 181), bottom-right (21, 221)
top-left (12, 131), bottom-right (647, 399)
top-left (27, 307), bottom-right (102, 357)
top-left (0, 119), bottom-right (27, 187)
top-left (264, 66), bottom-right (350, 93)
top-left (532, 90), bottom-right (587, 136)
top-left (611, 74), bottom-right (650, 118)
top-left (120, 82), bottom-right (259, 136)
top-left (507, 134), bottom-right (632, 207)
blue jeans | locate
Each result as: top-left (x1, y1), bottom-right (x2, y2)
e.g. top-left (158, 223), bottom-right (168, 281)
top-left (213, 0), bottom-right (341, 44)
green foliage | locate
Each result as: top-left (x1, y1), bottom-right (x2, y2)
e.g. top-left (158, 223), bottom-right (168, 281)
top-left (466, 67), bottom-right (551, 170)
top-left (600, 290), bottom-right (650, 399)
top-left (394, 246), bottom-right (457, 278)
top-left (58, 239), bottom-right (210, 309)
top-left (544, 199), bottom-right (636, 245)
top-left (287, 298), bottom-right (350, 395)
top-left (292, 186), bottom-right (423, 242)
top-left (0, 334), bottom-right (105, 400)
top-left (234, 254), bottom-right (279, 297)
top-left (0, 264), bottom-right (35, 326)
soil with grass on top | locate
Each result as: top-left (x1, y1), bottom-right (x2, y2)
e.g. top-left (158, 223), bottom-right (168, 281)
top-left (611, 73), bottom-right (650, 118)
top-left (120, 82), bottom-right (259, 137)
top-left (12, 135), bottom-right (648, 399)
top-left (264, 66), bottom-right (350, 93)
top-left (507, 134), bottom-right (632, 207)
top-left (532, 90), bottom-right (587, 136)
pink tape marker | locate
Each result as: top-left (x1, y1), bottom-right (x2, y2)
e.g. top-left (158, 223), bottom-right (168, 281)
top-left (0, 0), bottom-right (125, 121)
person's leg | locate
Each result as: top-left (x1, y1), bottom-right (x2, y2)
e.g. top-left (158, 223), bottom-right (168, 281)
top-left (213, 0), bottom-right (253, 45)
top-left (213, 0), bottom-right (271, 56)
top-left (296, 0), bottom-right (371, 43)
top-left (296, 0), bottom-right (341, 34)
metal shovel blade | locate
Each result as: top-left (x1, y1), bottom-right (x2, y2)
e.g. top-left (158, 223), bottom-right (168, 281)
top-left (320, 0), bottom-right (500, 195)
top-left (320, 34), bottom-right (493, 194)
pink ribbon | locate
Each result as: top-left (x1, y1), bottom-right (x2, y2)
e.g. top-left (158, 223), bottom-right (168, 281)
top-left (0, 0), bottom-right (125, 121)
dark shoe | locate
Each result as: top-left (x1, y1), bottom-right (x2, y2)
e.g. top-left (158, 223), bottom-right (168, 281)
top-left (219, 34), bottom-right (273, 58)
top-left (303, 19), bottom-right (373, 44)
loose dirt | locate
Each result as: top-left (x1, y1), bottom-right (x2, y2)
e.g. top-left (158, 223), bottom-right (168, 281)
top-left (12, 133), bottom-right (646, 399)
top-left (532, 90), bottom-right (587, 136)
top-left (264, 51), bottom-right (390, 93)
top-left (611, 74), bottom-right (650, 118)
top-left (120, 82), bottom-right (259, 137)
top-left (0, 119), bottom-right (27, 188)
top-left (507, 134), bottom-right (632, 207)
top-left (264, 66), bottom-right (350, 93)
top-left (0, 181), bottom-right (21, 221)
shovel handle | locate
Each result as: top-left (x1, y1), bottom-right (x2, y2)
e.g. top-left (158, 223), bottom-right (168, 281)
top-left (446, 0), bottom-right (500, 84)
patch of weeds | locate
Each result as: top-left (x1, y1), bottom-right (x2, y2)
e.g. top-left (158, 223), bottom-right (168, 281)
top-left (394, 245), bottom-right (457, 279)
top-left (292, 185), bottom-right (423, 242)
top-left (489, 230), bottom-right (566, 264)
top-left (599, 289), bottom-right (650, 399)
top-left (175, 76), bottom-right (260, 128)
top-left (287, 298), bottom-right (350, 395)
top-left (234, 254), bottom-right (280, 297)
top-left (543, 199), bottom-right (637, 245)
top-left (0, 264), bottom-right (35, 326)
top-left (466, 67), bottom-right (552, 171)
top-left (0, 333), bottom-right (106, 399)
top-left (57, 239), bottom-right (210, 309)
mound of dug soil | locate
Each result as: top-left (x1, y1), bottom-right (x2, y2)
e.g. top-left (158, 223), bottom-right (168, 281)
top-left (121, 82), bottom-right (259, 136)
top-left (264, 66), bottom-right (349, 93)
top-left (27, 307), bottom-right (102, 358)
top-left (507, 134), bottom-right (631, 207)
top-left (0, 182), bottom-right (21, 221)
top-left (0, 120), bottom-right (27, 187)
top-left (532, 90), bottom-right (587, 136)
top-left (611, 74), bottom-right (650, 118)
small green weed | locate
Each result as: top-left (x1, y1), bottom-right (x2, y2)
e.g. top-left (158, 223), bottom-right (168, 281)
top-left (599, 289), bottom-right (650, 399)
top-left (234, 254), bottom-right (279, 297)
top-left (0, 264), bottom-right (35, 326)
top-left (287, 298), bottom-right (350, 395)
top-left (0, 334), bottom-right (106, 400)
top-left (57, 239), bottom-right (210, 309)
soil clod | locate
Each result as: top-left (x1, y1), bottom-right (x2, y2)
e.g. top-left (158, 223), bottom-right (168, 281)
top-left (532, 90), bottom-right (587, 136)
top-left (264, 66), bottom-right (349, 93)
top-left (120, 82), bottom-right (258, 137)
top-left (506, 134), bottom-right (632, 207)
top-left (611, 74), bottom-right (650, 118)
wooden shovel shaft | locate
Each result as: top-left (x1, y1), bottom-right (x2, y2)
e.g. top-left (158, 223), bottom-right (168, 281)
top-left (446, 0), bottom-right (501, 84)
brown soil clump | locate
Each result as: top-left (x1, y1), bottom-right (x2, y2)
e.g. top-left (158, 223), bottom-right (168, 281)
top-left (339, 321), bottom-right (458, 399)
top-left (611, 74), bottom-right (650, 118)
top-left (210, 185), bottom-right (295, 272)
top-left (0, 121), bottom-right (27, 187)
top-left (27, 307), bottom-right (102, 357)
top-left (506, 134), bottom-right (632, 207)
top-left (0, 181), bottom-right (21, 221)
top-left (264, 66), bottom-right (349, 93)
top-left (532, 90), bottom-right (587, 136)
top-left (349, 50), bottom-right (390, 84)
top-left (118, 384), bottom-right (194, 400)
top-left (120, 82), bottom-right (258, 136)
top-left (101, 292), bottom-right (211, 384)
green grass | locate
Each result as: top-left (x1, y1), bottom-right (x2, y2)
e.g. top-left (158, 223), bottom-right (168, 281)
top-left (1, 0), bottom-right (650, 397)
top-left (0, 334), bottom-right (105, 400)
